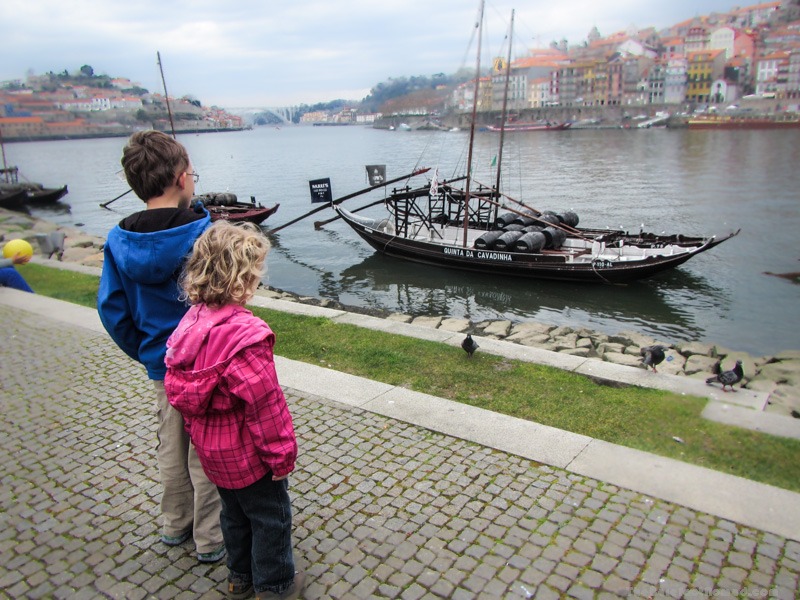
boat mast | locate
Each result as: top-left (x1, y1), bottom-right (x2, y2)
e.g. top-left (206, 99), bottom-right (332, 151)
top-left (462, 0), bottom-right (485, 247)
top-left (495, 10), bottom-right (514, 196)
top-left (157, 51), bottom-right (177, 139)
top-left (0, 126), bottom-right (8, 184)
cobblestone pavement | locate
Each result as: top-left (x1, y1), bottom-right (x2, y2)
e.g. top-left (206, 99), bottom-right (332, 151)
top-left (1, 304), bottom-right (799, 599)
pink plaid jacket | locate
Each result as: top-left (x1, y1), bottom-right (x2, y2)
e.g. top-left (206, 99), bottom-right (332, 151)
top-left (164, 304), bottom-right (297, 489)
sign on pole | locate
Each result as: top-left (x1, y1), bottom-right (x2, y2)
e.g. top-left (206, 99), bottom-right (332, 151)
top-left (309, 178), bottom-right (333, 203)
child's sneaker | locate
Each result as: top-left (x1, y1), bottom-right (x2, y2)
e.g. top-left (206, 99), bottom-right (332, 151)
top-left (198, 543), bottom-right (226, 563)
top-left (160, 530), bottom-right (191, 546)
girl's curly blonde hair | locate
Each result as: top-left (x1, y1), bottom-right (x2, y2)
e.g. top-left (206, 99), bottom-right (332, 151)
top-left (180, 221), bottom-right (270, 308)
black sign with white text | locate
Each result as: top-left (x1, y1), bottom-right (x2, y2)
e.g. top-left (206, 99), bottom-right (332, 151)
top-left (309, 178), bottom-right (333, 203)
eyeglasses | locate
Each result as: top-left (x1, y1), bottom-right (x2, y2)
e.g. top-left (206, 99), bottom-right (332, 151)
top-left (177, 170), bottom-right (200, 186)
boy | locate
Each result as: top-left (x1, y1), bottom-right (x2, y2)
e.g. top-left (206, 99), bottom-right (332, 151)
top-left (97, 130), bottom-right (224, 563)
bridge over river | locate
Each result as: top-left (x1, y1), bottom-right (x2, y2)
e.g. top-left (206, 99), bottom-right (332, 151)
top-left (227, 106), bottom-right (298, 125)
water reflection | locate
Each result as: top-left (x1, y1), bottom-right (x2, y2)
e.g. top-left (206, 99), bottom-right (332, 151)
top-left (27, 201), bottom-right (73, 218)
top-left (337, 252), bottom-right (726, 343)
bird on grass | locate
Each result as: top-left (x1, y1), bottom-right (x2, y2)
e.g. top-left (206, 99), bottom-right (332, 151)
top-left (461, 334), bottom-right (479, 358)
top-left (640, 345), bottom-right (667, 372)
top-left (706, 360), bottom-right (744, 392)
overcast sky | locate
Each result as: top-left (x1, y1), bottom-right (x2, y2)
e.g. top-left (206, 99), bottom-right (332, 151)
top-left (1, 0), bottom-right (739, 109)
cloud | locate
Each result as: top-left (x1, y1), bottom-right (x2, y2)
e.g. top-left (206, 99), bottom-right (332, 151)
top-left (0, 0), bottom-right (741, 108)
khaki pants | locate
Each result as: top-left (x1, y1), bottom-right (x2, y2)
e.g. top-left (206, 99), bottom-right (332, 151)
top-left (153, 380), bottom-right (223, 553)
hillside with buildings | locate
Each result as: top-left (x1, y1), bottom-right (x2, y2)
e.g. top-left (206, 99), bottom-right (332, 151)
top-left (0, 69), bottom-right (245, 141)
top-left (2, 1), bottom-right (800, 136)
top-left (444, 0), bottom-right (800, 125)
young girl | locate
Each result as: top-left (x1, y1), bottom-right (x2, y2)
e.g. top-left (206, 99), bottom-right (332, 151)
top-left (164, 221), bottom-right (304, 600)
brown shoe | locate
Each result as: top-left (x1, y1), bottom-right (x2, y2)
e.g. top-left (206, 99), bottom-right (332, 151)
top-left (228, 580), bottom-right (254, 599)
top-left (255, 571), bottom-right (305, 600)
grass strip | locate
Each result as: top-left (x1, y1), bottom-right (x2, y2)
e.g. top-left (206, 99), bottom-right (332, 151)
top-left (17, 262), bottom-right (800, 493)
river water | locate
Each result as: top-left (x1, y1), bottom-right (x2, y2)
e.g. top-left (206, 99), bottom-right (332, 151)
top-left (5, 125), bottom-right (799, 356)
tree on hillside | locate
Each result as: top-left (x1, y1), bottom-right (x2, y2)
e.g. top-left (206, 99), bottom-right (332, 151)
top-left (80, 65), bottom-right (94, 77)
top-left (378, 88), bottom-right (450, 115)
top-left (362, 74), bottom-right (463, 113)
top-left (122, 86), bottom-right (149, 96)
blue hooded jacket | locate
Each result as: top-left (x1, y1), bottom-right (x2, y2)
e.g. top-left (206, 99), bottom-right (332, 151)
top-left (97, 209), bottom-right (211, 380)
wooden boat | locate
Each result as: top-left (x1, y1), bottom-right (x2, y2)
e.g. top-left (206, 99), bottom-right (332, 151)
top-left (685, 115), bottom-right (800, 130)
top-left (191, 192), bottom-right (279, 226)
top-left (332, 3), bottom-right (739, 284)
top-left (0, 188), bottom-right (28, 210)
top-left (485, 121), bottom-right (571, 132)
top-left (0, 167), bottom-right (69, 208)
top-left (1, 183), bottom-right (69, 205)
top-left (334, 181), bottom-right (739, 284)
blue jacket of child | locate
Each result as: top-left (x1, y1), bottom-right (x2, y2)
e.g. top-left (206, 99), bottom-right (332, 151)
top-left (97, 209), bottom-right (211, 380)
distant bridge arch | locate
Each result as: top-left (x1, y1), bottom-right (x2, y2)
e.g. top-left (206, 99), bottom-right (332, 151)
top-left (229, 106), bottom-right (298, 125)
top-left (264, 106), bottom-right (296, 123)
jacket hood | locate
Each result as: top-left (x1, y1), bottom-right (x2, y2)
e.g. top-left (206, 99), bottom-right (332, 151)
top-left (166, 304), bottom-right (272, 370)
top-left (165, 305), bottom-right (273, 416)
top-left (105, 215), bottom-right (209, 285)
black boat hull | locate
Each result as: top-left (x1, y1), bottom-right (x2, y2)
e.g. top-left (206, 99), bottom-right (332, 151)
top-left (336, 207), bottom-right (738, 284)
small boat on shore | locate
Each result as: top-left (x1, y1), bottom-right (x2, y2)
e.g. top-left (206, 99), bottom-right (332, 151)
top-left (0, 188), bottom-right (28, 210)
top-left (191, 192), bottom-right (279, 226)
top-left (0, 167), bottom-right (69, 209)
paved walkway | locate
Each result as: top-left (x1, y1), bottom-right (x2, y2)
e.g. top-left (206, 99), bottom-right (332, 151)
top-left (1, 288), bottom-right (799, 599)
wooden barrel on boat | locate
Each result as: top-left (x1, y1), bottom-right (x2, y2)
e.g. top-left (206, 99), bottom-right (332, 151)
top-left (557, 210), bottom-right (579, 227)
top-left (474, 230), bottom-right (504, 250)
top-left (523, 225), bottom-right (543, 233)
top-left (541, 226), bottom-right (567, 249)
top-left (512, 214), bottom-right (539, 227)
top-left (514, 231), bottom-right (546, 253)
top-left (539, 212), bottom-right (561, 226)
top-left (493, 230), bottom-right (525, 251)
top-left (502, 223), bottom-right (526, 232)
top-left (494, 212), bottom-right (517, 228)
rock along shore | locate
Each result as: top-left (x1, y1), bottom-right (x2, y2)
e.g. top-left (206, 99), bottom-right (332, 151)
top-left (2, 207), bottom-right (799, 418)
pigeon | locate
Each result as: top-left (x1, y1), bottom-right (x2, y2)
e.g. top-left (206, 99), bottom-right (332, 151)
top-left (640, 345), bottom-right (667, 372)
top-left (706, 360), bottom-right (744, 392)
top-left (461, 334), bottom-right (479, 358)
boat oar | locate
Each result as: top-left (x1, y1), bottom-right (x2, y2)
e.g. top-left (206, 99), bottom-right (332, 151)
top-left (313, 198), bottom-right (386, 229)
top-left (268, 167), bottom-right (430, 234)
top-left (100, 188), bottom-right (134, 209)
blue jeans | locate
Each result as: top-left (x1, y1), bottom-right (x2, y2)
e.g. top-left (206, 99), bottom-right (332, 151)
top-left (0, 267), bottom-right (33, 293)
top-left (218, 475), bottom-right (295, 595)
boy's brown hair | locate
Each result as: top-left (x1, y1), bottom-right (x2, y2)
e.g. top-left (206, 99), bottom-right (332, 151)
top-left (121, 130), bottom-right (190, 201)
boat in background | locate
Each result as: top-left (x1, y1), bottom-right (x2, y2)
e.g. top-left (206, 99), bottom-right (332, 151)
top-left (486, 120), bottom-right (571, 132)
top-left (191, 192), bottom-right (279, 226)
top-left (682, 114), bottom-right (800, 129)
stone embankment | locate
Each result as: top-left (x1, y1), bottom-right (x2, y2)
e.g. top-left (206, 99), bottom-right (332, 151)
top-left (3, 207), bottom-right (799, 418)
top-left (260, 288), bottom-right (800, 418)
